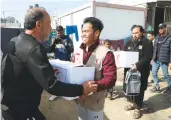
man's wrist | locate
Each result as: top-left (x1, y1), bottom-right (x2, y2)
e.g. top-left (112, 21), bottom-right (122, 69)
top-left (80, 85), bottom-right (84, 95)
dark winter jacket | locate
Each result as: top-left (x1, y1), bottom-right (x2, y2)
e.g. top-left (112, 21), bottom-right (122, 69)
top-left (152, 34), bottom-right (171, 64)
top-left (124, 37), bottom-right (153, 90)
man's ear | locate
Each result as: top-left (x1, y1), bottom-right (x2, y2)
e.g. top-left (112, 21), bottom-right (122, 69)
top-left (95, 30), bottom-right (100, 37)
top-left (36, 21), bottom-right (41, 28)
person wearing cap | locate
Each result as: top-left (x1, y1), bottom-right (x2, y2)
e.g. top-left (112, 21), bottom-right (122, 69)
top-left (150, 23), bottom-right (171, 94)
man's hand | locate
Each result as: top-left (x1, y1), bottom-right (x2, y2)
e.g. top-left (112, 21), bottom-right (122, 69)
top-left (150, 60), bottom-right (154, 65)
top-left (131, 64), bottom-right (137, 71)
top-left (82, 80), bottom-right (98, 95)
top-left (51, 38), bottom-right (55, 45)
top-left (169, 63), bottom-right (171, 70)
top-left (79, 94), bottom-right (88, 101)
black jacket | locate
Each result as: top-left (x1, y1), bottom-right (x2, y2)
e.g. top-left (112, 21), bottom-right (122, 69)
top-left (52, 35), bottom-right (74, 54)
top-left (124, 37), bottom-right (153, 90)
top-left (153, 34), bottom-right (171, 64)
top-left (1, 33), bottom-right (83, 112)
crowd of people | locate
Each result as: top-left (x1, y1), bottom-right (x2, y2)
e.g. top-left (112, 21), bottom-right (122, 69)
top-left (1, 7), bottom-right (171, 120)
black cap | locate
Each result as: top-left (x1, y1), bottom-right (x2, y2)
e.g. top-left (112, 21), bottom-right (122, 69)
top-left (158, 23), bottom-right (167, 29)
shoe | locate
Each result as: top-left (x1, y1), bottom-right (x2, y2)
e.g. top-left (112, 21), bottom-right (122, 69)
top-left (162, 86), bottom-right (171, 95)
top-left (109, 92), bottom-right (114, 100)
top-left (106, 91), bottom-right (113, 98)
top-left (150, 86), bottom-right (160, 93)
top-left (133, 109), bottom-right (141, 119)
top-left (49, 95), bottom-right (58, 101)
top-left (124, 104), bottom-right (135, 111)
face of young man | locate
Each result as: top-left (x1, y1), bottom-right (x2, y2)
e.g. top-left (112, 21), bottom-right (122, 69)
top-left (104, 42), bottom-right (111, 49)
top-left (57, 30), bottom-right (64, 38)
top-left (147, 34), bottom-right (155, 41)
top-left (81, 22), bottom-right (100, 46)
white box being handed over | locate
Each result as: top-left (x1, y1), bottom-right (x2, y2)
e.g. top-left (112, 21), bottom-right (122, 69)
top-left (113, 51), bottom-right (139, 68)
top-left (49, 59), bottom-right (95, 100)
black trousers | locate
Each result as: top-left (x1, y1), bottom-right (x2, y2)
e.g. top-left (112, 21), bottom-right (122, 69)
top-left (1, 98), bottom-right (46, 120)
top-left (127, 88), bottom-right (145, 108)
top-left (2, 104), bottom-right (14, 120)
top-left (11, 107), bottom-right (46, 120)
top-left (123, 68), bottom-right (147, 109)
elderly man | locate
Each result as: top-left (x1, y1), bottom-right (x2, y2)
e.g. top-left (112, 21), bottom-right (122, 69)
top-left (1, 8), bottom-right (97, 120)
top-left (75, 17), bottom-right (117, 120)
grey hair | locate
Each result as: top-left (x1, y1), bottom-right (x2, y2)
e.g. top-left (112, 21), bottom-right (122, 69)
top-left (24, 8), bottom-right (45, 30)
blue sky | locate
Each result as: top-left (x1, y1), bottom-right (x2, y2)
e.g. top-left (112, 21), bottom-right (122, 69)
top-left (1, 0), bottom-right (87, 25)
top-left (0, 0), bottom-right (109, 27)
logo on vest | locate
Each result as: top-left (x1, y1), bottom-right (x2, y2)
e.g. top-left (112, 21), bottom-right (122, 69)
top-left (74, 52), bottom-right (83, 64)
top-left (53, 68), bottom-right (65, 82)
top-left (139, 45), bottom-right (142, 49)
top-left (95, 59), bottom-right (100, 64)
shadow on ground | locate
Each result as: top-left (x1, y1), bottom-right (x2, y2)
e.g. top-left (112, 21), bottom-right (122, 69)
top-left (40, 85), bottom-right (126, 120)
top-left (142, 93), bottom-right (171, 114)
top-left (106, 85), bottom-right (125, 100)
top-left (111, 84), bottom-right (171, 119)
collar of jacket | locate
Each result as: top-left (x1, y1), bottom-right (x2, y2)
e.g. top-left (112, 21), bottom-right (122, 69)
top-left (129, 36), bottom-right (145, 44)
top-left (80, 40), bottom-right (99, 52)
top-left (155, 33), bottom-right (171, 43)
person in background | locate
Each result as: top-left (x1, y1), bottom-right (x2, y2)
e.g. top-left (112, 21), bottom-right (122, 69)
top-left (103, 39), bottom-right (117, 99)
top-left (49, 25), bottom-right (74, 101)
top-left (1, 8), bottom-right (97, 120)
top-left (150, 23), bottom-right (171, 94)
top-left (124, 25), bottom-right (153, 119)
top-left (104, 39), bottom-right (113, 50)
top-left (75, 17), bottom-right (117, 120)
top-left (147, 31), bottom-right (155, 46)
top-left (147, 31), bottom-right (155, 82)
top-left (51, 25), bottom-right (74, 61)
top-left (0, 49), bottom-right (2, 64)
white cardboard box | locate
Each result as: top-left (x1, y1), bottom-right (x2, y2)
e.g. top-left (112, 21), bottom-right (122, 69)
top-left (113, 51), bottom-right (139, 68)
top-left (49, 59), bottom-right (95, 100)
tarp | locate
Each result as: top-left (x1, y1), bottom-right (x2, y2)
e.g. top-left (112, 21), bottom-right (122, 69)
top-left (1, 28), bottom-right (24, 58)
top-left (108, 0), bottom-right (158, 7)
top-left (108, 0), bottom-right (171, 7)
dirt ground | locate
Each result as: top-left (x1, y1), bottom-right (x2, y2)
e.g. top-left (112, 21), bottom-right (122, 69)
top-left (39, 68), bottom-right (171, 120)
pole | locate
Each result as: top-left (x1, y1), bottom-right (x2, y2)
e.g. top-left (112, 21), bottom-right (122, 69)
top-left (2, 11), bottom-right (6, 27)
